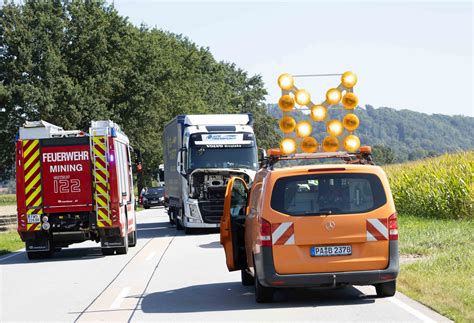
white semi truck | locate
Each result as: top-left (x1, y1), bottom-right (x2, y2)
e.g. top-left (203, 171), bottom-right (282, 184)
top-left (163, 114), bottom-right (258, 233)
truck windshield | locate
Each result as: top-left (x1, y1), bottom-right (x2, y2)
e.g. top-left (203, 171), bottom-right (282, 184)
top-left (188, 133), bottom-right (258, 170)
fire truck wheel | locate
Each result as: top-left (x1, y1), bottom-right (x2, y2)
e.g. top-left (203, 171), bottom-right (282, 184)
top-left (26, 250), bottom-right (53, 260)
top-left (101, 248), bottom-right (115, 256)
top-left (128, 230), bottom-right (137, 247)
top-left (116, 231), bottom-right (129, 255)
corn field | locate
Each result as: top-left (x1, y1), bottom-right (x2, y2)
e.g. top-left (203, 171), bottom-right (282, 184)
top-left (383, 151), bottom-right (473, 219)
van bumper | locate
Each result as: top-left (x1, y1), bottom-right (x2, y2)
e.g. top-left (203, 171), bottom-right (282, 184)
top-left (254, 241), bottom-right (399, 288)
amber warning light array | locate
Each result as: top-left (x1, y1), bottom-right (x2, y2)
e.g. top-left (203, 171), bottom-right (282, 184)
top-left (277, 71), bottom-right (361, 154)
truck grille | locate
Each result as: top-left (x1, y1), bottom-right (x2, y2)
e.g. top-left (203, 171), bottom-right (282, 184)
top-left (198, 200), bottom-right (224, 224)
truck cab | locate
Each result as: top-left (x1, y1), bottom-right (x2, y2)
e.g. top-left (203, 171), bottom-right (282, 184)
top-left (163, 114), bottom-right (258, 233)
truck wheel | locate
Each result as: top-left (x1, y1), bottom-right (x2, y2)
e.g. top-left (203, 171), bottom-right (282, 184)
top-left (116, 230), bottom-right (129, 255)
top-left (176, 209), bottom-right (183, 230)
top-left (128, 230), bottom-right (137, 247)
top-left (254, 264), bottom-right (274, 303)
top-left (241, 269), bottom-right (254, 286)
top-left (101, 248), bottom-right (115, 256)
top-left (169, 209), bottom-right (175, 224)
top-left (375, 280), bottom-right (396, 297)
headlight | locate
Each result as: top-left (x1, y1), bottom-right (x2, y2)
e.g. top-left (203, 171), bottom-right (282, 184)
top-left (142, 197), bottom-right (148, 201)
top-left (188, 203), bottom-right (200, 218)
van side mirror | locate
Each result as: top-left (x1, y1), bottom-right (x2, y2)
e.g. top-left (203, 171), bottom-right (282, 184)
top-left (258, 148), bottom-right (267, 168)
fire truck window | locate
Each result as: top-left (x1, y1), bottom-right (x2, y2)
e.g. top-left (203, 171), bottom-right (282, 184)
top-left (116, 143), bottom-right (128, 200)
top-left (120, 143), bottom-right (130, 200)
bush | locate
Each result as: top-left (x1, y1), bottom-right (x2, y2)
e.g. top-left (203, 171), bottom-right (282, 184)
top-left (383, 151), bottom-right (473, 219)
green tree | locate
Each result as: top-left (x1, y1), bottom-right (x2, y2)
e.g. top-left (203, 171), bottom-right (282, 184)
top-left (0, 0), bottom-right (279, 181)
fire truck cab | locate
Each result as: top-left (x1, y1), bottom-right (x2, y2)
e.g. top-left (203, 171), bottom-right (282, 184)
top-left (16, 120), bottom-right (137, 259)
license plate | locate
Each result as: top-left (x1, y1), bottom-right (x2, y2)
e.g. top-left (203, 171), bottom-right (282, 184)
top-left (150, 201), bottom-right (158, 204)
top-left (27, 214), bottom-right (41, 224)
top-left (310, 245), bottom-right (352, 257)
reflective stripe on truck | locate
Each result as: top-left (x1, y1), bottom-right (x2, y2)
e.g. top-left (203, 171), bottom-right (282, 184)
top-left (92, 136), bottom-right (112, 227)
top-left (23, 139), bottom-right (43, 231)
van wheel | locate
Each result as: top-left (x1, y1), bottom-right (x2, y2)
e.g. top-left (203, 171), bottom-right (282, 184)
top-left (255, 269), bottom-right (274, 303)
top-left (241, 269), bottom-right (253, 286)
top-left (128, 230), bottom-right (137, 247)
top-left (101, 248), bottom-right (115, 256)
top-left (375, 280), bottom-right (396, 297)
top-left (116, 231), bottom-right (129, 255)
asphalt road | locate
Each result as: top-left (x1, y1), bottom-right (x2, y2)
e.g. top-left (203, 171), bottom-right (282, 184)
top-left (0, 209), bottom-right (450, 322)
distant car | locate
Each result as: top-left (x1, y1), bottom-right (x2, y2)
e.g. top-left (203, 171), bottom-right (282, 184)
top-left (142, 187), bottom-right (166, 209)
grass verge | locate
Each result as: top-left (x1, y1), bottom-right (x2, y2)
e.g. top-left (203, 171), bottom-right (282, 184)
top-left (398, 215), bottom-right (474, 322)
top-left (0, 194), bottom-right (16, 206)
top-left (0, 231), bottom-right (23, 256)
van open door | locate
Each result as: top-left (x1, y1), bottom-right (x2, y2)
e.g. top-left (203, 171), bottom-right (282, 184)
top-left (220, 177), bottom-right (248, 271)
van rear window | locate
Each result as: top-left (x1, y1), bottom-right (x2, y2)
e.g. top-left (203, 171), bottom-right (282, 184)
top-left (271, 173), bottom-right (386, 216)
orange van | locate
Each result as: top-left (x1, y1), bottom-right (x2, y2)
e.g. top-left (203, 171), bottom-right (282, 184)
top-left (220, 149), bottom-right (399, 302)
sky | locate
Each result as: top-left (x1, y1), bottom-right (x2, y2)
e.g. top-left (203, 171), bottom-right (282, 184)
top-left (113, 1), bottom-right (473, 117)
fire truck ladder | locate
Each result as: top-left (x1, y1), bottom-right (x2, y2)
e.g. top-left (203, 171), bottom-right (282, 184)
top-left (90, 127), bottom-right (112, 227)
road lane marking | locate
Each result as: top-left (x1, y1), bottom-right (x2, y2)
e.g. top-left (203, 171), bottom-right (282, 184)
top-left (146, 251), bottom-right (156, 261)
top-left (110, 287), bottom-right (131, 310)
top-left (0, 251), bottom-right (24, 262)
top-left (388, 296), bottom-right (436, 322)
top-left (74, 238), bottom-right (155, 322)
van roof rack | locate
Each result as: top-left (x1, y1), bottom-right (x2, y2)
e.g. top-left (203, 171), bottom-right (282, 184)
top-left (263, 146), bottom-right (374, 169)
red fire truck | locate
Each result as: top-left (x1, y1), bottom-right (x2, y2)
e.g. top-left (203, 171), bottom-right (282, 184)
top-left (16, 120), bottom-right (137, 259)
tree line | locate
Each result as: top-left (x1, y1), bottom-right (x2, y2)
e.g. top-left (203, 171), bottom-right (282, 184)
top-left (0, 1), bottom-right (280, 182)
top-left (267, 104), bottom-right (473, 164)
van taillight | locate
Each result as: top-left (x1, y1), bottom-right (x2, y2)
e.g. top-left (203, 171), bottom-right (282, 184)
top-left (389, 213), bottom-right (398, 240)
top-left (259, 218), bottom-right (272, 247)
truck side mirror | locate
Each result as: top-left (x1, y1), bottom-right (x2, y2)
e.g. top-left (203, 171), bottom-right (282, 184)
top-left (177, 148), bottom-right (187, 176)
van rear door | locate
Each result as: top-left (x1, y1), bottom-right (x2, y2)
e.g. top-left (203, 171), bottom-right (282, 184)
top-left (40, 137), bottom-right (93, 213)
top-left (267, 167), bottom-right (394, 275)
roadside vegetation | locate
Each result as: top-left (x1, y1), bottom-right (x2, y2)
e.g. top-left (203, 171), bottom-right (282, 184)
top-left (0, 231), bottom-right (23, 256)
top-left (0, 194), bottom-right (16, 206)
top-left (384, 151), bottom-right (472, 219)
top-left (383, 152), bottom-right (473, 322)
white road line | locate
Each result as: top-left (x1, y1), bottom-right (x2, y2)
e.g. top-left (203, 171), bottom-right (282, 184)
top-left (146, 251), bottom-right (156, 261)
top-left (388, 296), bottom-right (436, 322)
top-left (0, 251), bottom-right (24, 262)
top-left (110, 287), bottom-right (131, 310)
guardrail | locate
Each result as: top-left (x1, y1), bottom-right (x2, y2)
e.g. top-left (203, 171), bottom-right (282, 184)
top-left (0, 214), bottom-right (16, 232)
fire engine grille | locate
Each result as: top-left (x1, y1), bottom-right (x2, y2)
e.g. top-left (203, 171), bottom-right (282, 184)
top-left (198, 200), bottom-right (224, 224)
